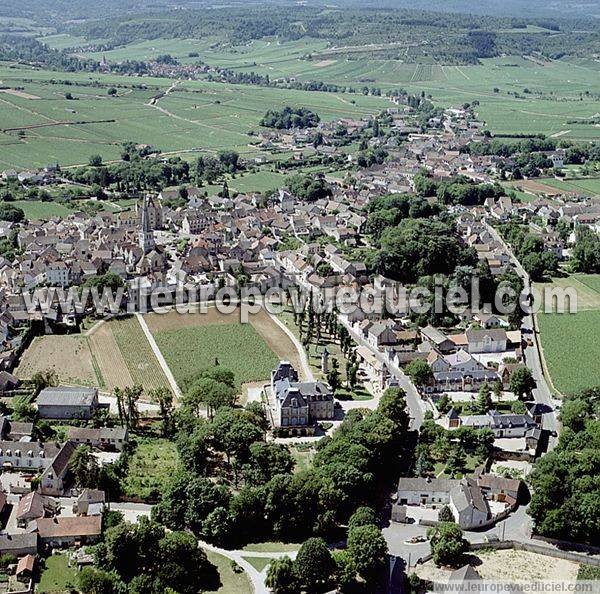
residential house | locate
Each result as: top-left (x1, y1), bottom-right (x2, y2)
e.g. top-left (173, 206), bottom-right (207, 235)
top-left (397, 477), bottom-right (458, 505)
top-left (34, 515), bottom-right (102, 548)
top-left (449, 478), bottom-right (490, 528)
top-left (16, 491), bottom-right (58, 527)
top-left (443, 409), bottom-right (538, 438)
top-left (0, 534), bottom-right (37, 557)
top-left (427, 349), bottom-right (498, 392)
top-left (39, 441), bottom-right (76, 496)
top-left (396, 472), bottom-right (522, 530)
top-left (73, 489), bottom-right (106, 516)
top-left (420, 326), bottom-right (456, 353)
top-left (0, 441), bottom-right (61, 471)
top-left (67, 426), bottom-right (128, 451)
top-left (465, 328), bottom-right (508, 354)
top-left (271, 362), bottom-right (334, 429)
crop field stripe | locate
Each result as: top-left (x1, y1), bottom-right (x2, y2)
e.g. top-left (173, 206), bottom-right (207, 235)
top-left (109, 316), bottom-right (172, 394)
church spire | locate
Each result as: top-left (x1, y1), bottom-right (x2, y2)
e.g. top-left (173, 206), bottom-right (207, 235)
top-left (139, 195), bottom-right (155, 253)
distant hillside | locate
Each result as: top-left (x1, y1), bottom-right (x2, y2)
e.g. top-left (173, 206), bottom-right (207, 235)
top-left (2, 0), bottom-right (599, 22)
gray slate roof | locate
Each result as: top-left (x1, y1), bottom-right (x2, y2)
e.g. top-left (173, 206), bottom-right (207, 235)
top-left (397, 477), bottom-right (459, 492)
top-left (38, 386), bottom-right (97, 407)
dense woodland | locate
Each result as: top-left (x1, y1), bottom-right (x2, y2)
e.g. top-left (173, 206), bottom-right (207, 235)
top-left (528, 388), bottom-right (600, 544)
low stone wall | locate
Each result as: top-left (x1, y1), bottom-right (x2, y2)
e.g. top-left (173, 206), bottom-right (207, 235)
top-left (531, 534), bottom-right (600, 556)
top-left (417, 540), bottom-right (600, 568)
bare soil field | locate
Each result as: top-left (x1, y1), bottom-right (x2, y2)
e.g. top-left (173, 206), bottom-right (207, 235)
top-left (416, 549), bottom-right (579, 584)
top-left (0, 89), bottom-right (40, 100)
top-left (506, 180), bottom-right (566, 197)
top-left (87, 321), bottom-right (135, 391)
top-left (15, 335), bottom-right (98, 386)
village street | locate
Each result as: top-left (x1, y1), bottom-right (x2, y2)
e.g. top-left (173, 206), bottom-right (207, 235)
top-left (339, 318), bottom-right (428, 429)
top-left (484, 223), bottom-right (560, 448)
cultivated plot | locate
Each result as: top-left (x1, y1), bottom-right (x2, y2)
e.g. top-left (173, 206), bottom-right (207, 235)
top-left (145, 306), bottom-right (300, 389)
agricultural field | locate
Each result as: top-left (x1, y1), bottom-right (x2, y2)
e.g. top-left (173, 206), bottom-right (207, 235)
top-left (12, 199), bottom-right (73, 219)
top-left (203, 170), bottom-right (288, 194)
top-left (121, 437), bottom-right (179, 501)
top-left (0, 61), bottom-right (388, 169)
top-left (15, 334), bottom-right (99, 386)
top-left (533, 177), bottom-right (600, 197)
top-left (107, 316), bottom-right (172, 393)
top-left (71, 36), bottom-right (600, 140)
top-left (535, 274), bottom-right (600, 394)
top-left (534, 274), bottom-right (600, 312)
top-left (87, 320), bottom-right (135, 391)
top-left (3, 41), bottom-right (599, 170)
top-left (150, 318), bottom-right (280, 389)
top-left (146, 306), bottom-right (304, 385)
top-left (537, 309), bottom-right (600, 395)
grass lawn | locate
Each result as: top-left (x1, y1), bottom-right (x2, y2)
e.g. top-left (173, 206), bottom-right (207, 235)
top-left (241, 556), bottom-right (273, 572)
top-left (121, 437), bottom-right (179, 501)
top-left (537, 309), bottom-right (600, 395)
top-left (38, 554), bottom-right (79, 593)
top-left (153, 322), bottom-right (279, 389)
top-left (289, 444), bottom-right (316, 473)
top-left (434, 454), bottom-right (482, 479)
top-left (204, 549), bottom-right (253, 594)
top-left (577, 565), bottom-right (600, 580)
top-left (12, 199), bottom-right (73, 219)
top-left (241, 542), bottom-right (301, 553)
top-left (575, 274), bottom-right (600, 296)
top-left (278, 308), bottom-right (349, 383)
top-left (335, 387), bottom-right (374, 401)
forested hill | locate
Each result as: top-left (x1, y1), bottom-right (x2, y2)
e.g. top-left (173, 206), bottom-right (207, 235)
top-left (334, 0), bottom-right (600, 19)
top-left (62, 6), bottom-right (600, 64)
top-left (2, 0), bottom-right (599, 20)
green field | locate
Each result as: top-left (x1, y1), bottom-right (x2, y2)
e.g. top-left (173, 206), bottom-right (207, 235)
top-left (12, 199), bottom-right (73, 219)
top-left (241, 556), bottom-right (273, 572)
top-left (534, 177), bottom-right (600, 196)
top-left (203, 549), bottom-right (253, 594)
top-left (153, 322), bottom-right (280, 388)
top-left (66, 36), bottom-right (600, 141)
top-left (536, 274), bottom-right (600, 394)
top-left (38, 554), bottom-right (79, 593)
top-left (537, 309), bottom-right (600, 395)
top-left (534, 274), bottom-right (600, 312)
top-left (3, 35), bottom-right (600, 170)
top-left (0, 61), bottom-right (388, 169)
top-left (109, 317), bottom-right (172, 392)
top-left (121, 437), bottom-right (179, 501)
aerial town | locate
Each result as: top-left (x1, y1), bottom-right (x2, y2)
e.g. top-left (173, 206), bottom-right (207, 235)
top-left (0, 1), bottom-right (598, 593)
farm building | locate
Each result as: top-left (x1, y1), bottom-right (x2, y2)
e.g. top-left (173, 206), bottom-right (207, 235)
top-left (37, 386), bottom-right (101, 420)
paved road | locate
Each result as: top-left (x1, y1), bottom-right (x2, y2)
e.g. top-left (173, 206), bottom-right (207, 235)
top-left (384, 503), bottom-right (534, 571)
top-left (484, 223), bottom-right (559, 448)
